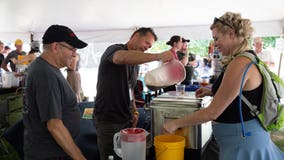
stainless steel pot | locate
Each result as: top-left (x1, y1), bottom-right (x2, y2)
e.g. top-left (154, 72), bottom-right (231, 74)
top-left (150, 91), bottom-right (212, 149)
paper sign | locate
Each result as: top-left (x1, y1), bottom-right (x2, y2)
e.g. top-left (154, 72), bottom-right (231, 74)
top-left (82, 108), bottom-right (94, 119)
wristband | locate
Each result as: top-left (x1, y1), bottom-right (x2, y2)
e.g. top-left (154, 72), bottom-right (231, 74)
top-left (133, 111), bottom-right (139, 115)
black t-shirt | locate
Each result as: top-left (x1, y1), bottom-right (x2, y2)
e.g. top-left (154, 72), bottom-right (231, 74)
top-left (94, 44), bottom-right (136, 123)
top-left (188, 53), bottom-right (196, 62)
top-left (177, 51), bottom-right (185, 61)
top-left (3, 50), bottom-right (26, 71)
top-left (177, 52), bottom-right (196, 85)
top-left (0, 53), bottom-right (4, 66)
top-left (23, 57), bottom-right (79, 159)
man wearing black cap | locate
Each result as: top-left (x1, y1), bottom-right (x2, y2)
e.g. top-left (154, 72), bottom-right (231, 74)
top-left (23, 25), bottom-right (87, 160)
top-left (177, 38), bottom-right (190, 65)
top-left (94, 27), bottom-right (173, 160)
top-left (177, 38), bottom-right (197, 85)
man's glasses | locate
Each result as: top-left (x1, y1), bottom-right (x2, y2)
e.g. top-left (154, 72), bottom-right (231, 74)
top-left (213, 17), bottom-right (233, 29)
top-left (58, 43), bottom-right (76, 52)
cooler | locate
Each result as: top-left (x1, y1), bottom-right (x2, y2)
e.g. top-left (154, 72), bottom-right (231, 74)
top-left (150, 91), bottom-right (213, 159)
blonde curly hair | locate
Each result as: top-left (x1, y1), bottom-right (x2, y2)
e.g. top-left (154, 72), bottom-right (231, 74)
top-left (210, 12), bottom-right (254, 66)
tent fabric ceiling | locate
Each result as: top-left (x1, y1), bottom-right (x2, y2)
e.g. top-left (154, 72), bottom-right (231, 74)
top-left (0, 0), bottom-right (284, 43)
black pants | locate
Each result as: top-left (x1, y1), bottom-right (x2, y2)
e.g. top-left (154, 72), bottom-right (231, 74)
top-left (201, 136), bottom-right (219, 160)
top-left (93, 116), bottom-right (132, 160)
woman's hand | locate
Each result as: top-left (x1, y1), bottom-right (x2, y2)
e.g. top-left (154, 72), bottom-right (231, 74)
top-left (163, 120), bottom-right (179, 134)
top-left (195, 87), bottom-right (212, 98)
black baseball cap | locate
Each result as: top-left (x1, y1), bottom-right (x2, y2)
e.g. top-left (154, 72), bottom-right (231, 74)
top-left (182, 38), bottom-right (190, 43)
top-left (42, 25), bottom-right (87, 49)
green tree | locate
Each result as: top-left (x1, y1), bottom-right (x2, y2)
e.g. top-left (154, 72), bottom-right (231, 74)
top-left (149, 39), bottom-right (212, 57)
top-left (149, 36), bottom-right (279, 57)
top-left (262, 36), bottom-right (279, 49)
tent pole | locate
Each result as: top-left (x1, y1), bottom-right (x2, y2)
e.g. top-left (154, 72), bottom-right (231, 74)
top-left (30, 33), bottom-right (34, 42)
top-left (278, 52), bottom-right (283, 77)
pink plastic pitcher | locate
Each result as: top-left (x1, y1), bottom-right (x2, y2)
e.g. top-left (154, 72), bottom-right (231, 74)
top-left (113, 128), bottom-right (149, 160)
top-left (144, 60), bottom-right (186, 90)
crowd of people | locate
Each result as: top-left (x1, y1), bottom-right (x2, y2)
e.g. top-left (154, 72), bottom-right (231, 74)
top-left (1, 38), bottom-right (84, 101)
top-left (0, 11), bottom-right (283, 160)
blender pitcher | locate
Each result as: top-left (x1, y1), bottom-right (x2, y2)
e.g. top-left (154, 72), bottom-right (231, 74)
top-left (113, 128), bottom-right (149, 160)
top-left (144, 60), bottom-right (186, 91)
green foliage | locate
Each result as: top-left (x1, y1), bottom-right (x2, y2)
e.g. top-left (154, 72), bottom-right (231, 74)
top-left (149, 39), bottom-right (212, 57)
top-left (262, 36), bottom-right (280, 49)
top-left (0, 138), bottom-right (20, 160)
top-left (149, 36), bottom-right (279, 57)
top-left (189, 39), bottom-right (211, 57)
top-left (249, 36), bottom-right (280, 49)
top-left (148, 41), bottom-right (170, 53)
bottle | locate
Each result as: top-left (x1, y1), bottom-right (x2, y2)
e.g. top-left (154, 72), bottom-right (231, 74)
top-left (108, 155), bottom-right (114, 160)
top-left (212, 47), bottom-right (222, 79)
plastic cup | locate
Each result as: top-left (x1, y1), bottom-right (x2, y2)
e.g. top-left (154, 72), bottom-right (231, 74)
top-left (175, 84), bottom-right (185, 98)
top-left (1, 72), bottom-right (13, 88)
top-left (199, 77), bottom-right (210, 87)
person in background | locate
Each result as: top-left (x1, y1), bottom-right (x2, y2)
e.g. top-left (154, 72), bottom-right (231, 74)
top-left (3, 46), bottom-right (11, 57)
top-left (163, 35), bottom-right (184, 92)
top-left (177, 38), bottom-right (190, 66)
top-left (66, 53), bottom-right (83, 102)
top-left (1, 39), bottom-right (26, 72)
top-left (93, 27), bottom-right (173, 160)
top-left (0, 40), bottom-right (4, 66)
top-left (197, 57), bottom-right (212, 76)
top-left (177, 38), bottom-right (197, 85)
top-left (164, 12), bottom-right (284, 160)
top-left (23, 25), bottom-right (87, 160)
top-left (10, 40), bottom-right (41, 65)
top-left (253, 37), bottom-right (275, 67)
top-left (0, 40), bottom-right (4, 52)
top-left (133, 65), bottom-right (146, 108)
top-left (166, 35), bottom-right (183, 60)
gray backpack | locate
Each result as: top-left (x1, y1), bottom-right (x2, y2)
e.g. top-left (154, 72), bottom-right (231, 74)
top-left (238, 52), bottom-right (284, 132)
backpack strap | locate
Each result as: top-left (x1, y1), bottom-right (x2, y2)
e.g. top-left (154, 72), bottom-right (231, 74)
top-left (238, 61), bottom-right (256, 137)
top-left (241, 95), bottom-right (260, 116)
top-left (236, 52), bottom-right (261, 117)
top-left (236, 51), bottom-right (258, 62)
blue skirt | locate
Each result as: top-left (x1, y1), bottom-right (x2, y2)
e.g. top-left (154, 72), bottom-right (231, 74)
top-left (212, 119), bottom-right (284, 160)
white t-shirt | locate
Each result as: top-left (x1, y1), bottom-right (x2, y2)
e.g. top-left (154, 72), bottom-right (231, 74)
top-left (257, 50), bottom-right (275, 64)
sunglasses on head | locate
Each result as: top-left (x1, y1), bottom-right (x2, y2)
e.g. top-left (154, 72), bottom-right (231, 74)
top-left (213, 17), bottom-right (233, 29)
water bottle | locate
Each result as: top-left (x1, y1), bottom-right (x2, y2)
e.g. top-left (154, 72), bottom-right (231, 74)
top-left (108, 155), bottom-right (114, 160)
top-left (212, 47), bottom-right (222, 79)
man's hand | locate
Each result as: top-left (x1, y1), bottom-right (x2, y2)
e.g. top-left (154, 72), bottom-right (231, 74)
top-left (158, 51), bottom-right (174, 63)
top-left (10, 57), bottom-right (16, 64)
top-left (132, 113), bottom-right (139, 127)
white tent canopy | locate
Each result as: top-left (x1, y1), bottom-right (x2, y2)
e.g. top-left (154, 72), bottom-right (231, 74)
top-left (1, 0), bottom-right (284, 99)
top-left (1, 0), bottom-right (284, 43)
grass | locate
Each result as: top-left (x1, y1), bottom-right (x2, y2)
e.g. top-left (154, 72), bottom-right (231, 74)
top-left (271, 130), bottom-right (284, 151)
top-left (0, 138), bottom-right (20, 160)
